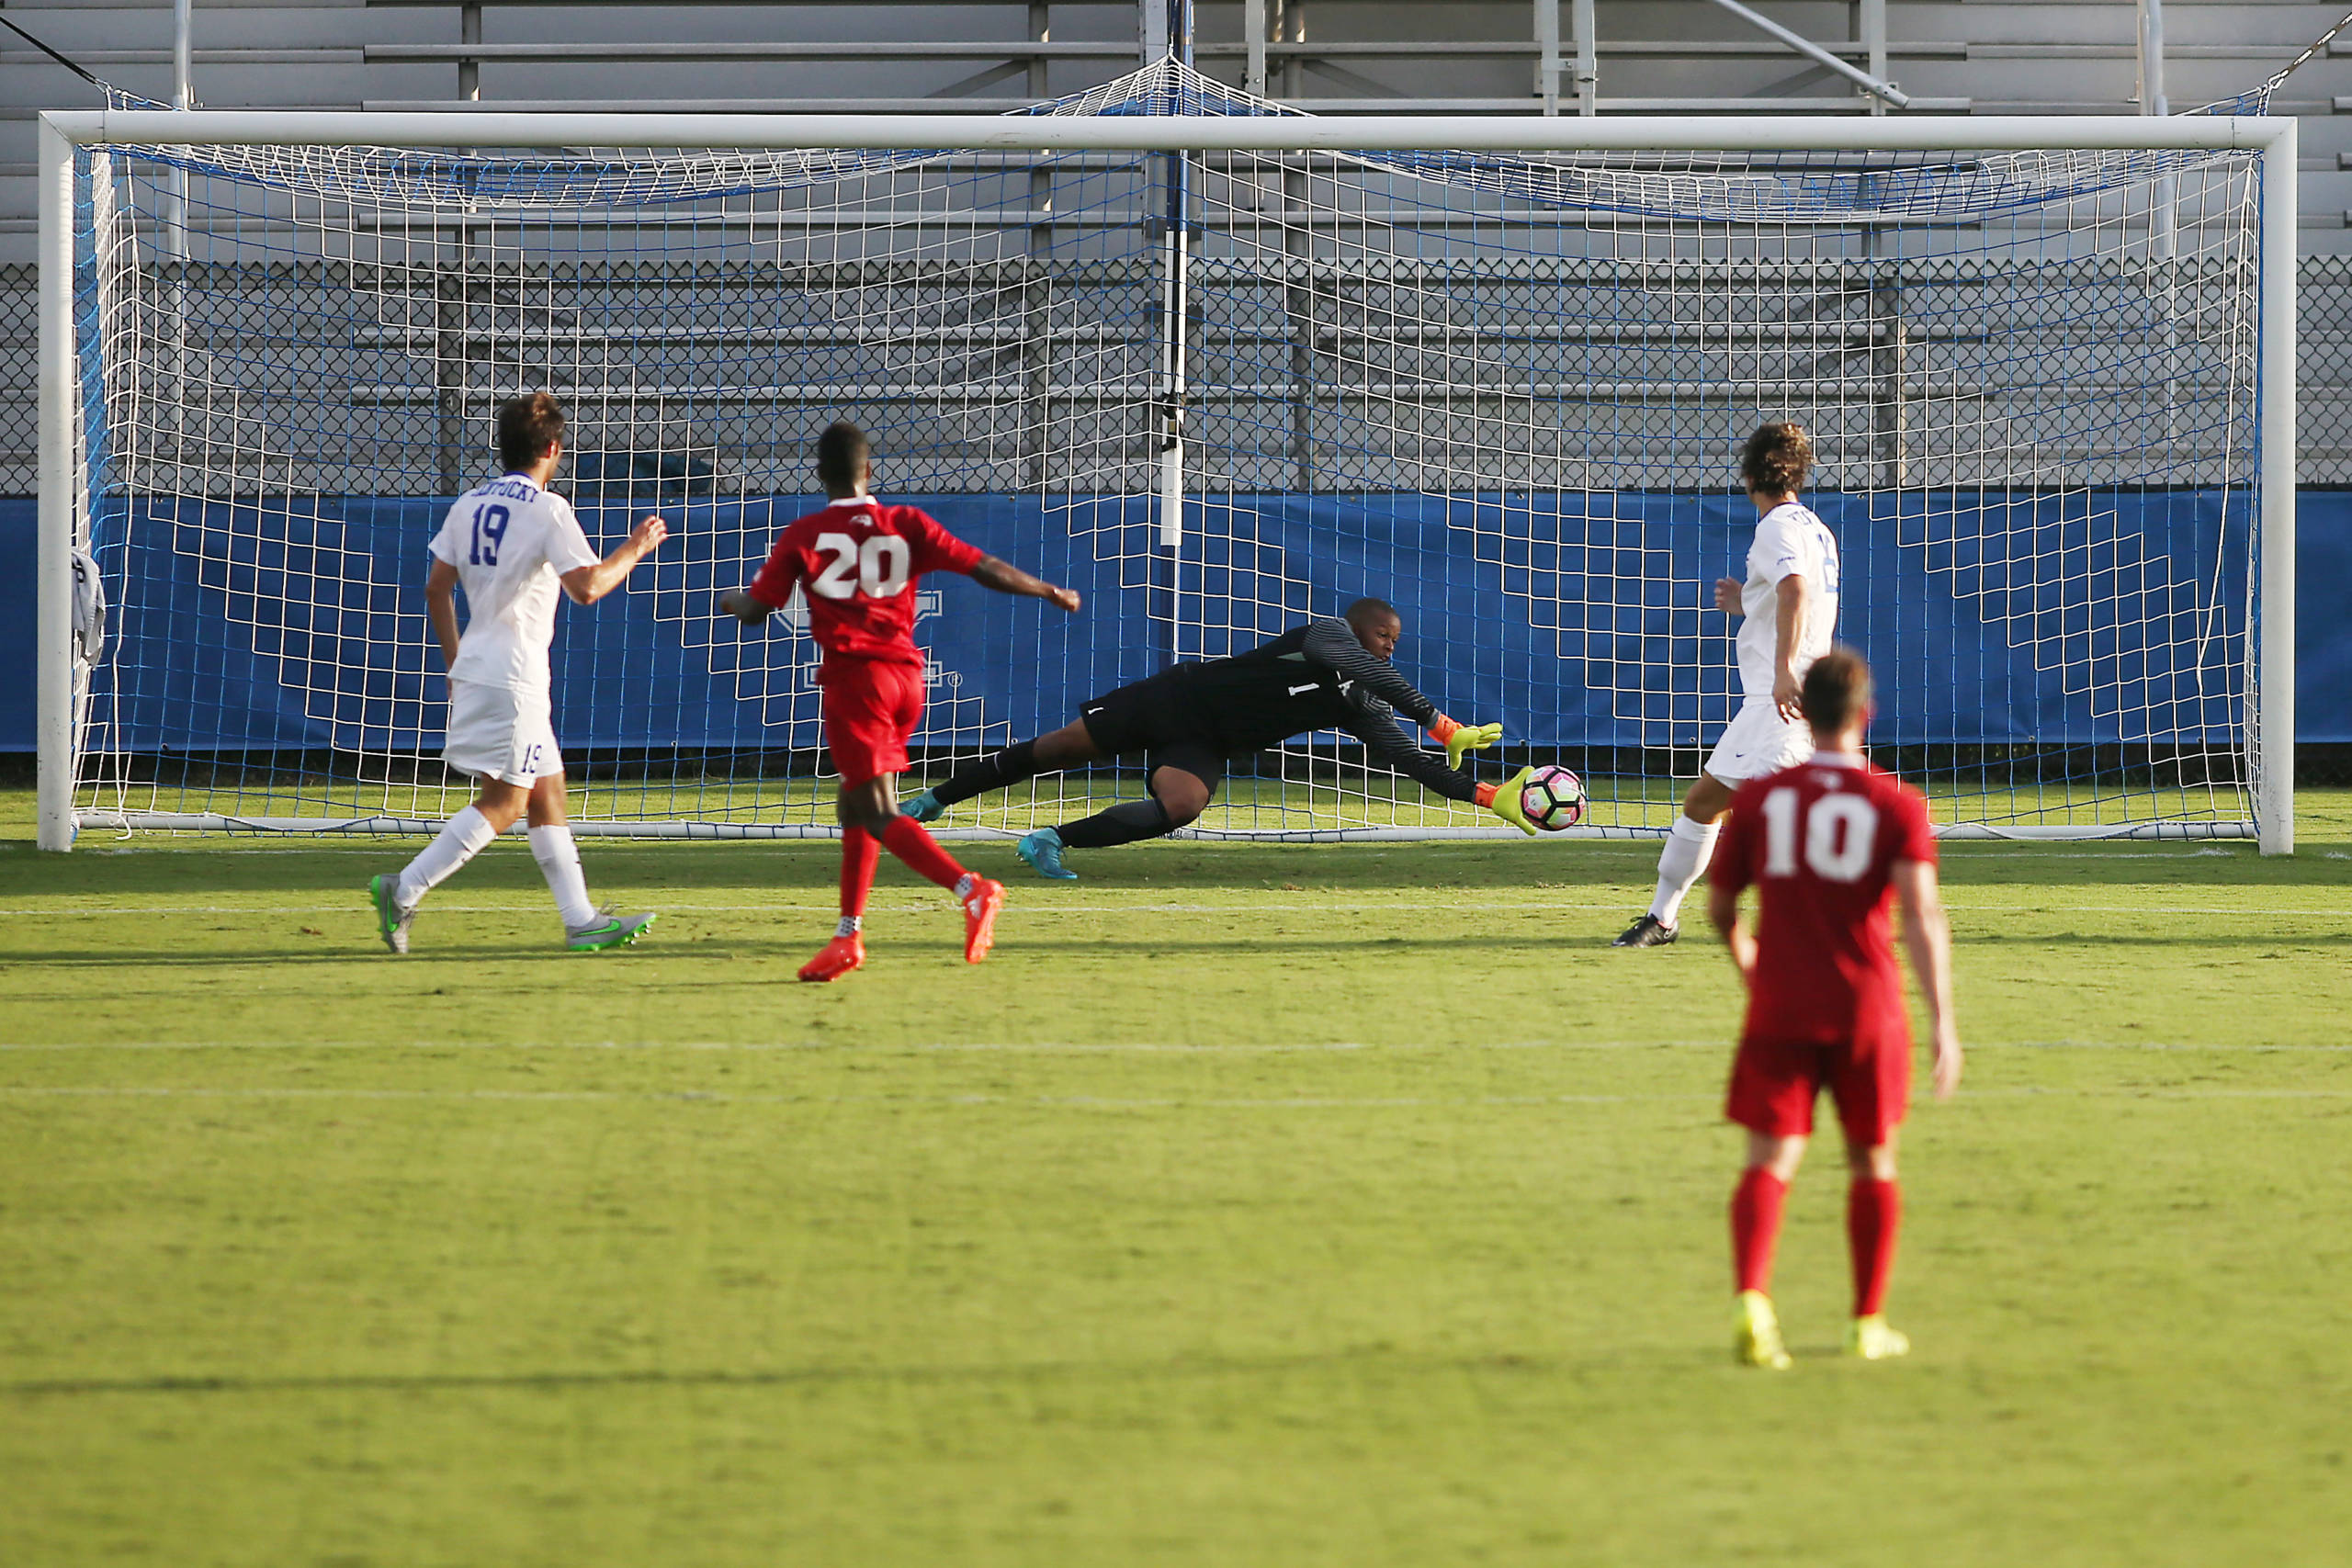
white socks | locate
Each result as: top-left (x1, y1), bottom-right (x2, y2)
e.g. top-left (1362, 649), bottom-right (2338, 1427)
top-left (1647, 814), bottom-right (1723, 928)
top-left (835, 915), bottom-right (862, 939)
top-left (396, 806), bottom-right (499, 908)
top-left (529, 824), bottom-right (598, 931)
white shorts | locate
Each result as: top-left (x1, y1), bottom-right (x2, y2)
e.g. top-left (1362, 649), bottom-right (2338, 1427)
top-left (443, 680), bottom-right (563, 785)
top-left (1702, 696), bottom-right (1815, 784)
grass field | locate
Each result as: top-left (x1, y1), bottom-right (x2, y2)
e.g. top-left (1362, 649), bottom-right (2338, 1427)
top-left (3, 790), bottom-right (2349, 1566)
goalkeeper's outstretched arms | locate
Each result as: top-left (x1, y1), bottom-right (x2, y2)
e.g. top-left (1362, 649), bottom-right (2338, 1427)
top-left (1304, 604), bottom-right (1501, 770)
top-left (1342, 708), bottom-right (1501, 810)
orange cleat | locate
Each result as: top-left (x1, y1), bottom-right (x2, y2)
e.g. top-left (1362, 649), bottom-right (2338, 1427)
top-left (797, 933), bottom-right (865, 983)
top-left (960, 877), bottom-right (1005, 964)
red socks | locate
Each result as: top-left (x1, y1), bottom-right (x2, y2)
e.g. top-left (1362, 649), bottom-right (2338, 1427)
top-left (1847, 1178), bottom-right (1901, 1317)
top-left (878, 814), bottom-right (970, 892)
top-left (1731, 1168), bottom-right (1788, 1295)
top-left (839, 826), bottom-right (880, 921)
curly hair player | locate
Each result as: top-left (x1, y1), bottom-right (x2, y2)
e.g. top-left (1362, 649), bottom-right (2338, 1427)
top-left (1615, 421), bottom-right (1840, 948)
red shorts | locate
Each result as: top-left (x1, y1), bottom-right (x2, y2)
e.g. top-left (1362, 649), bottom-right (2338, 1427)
top-left (820, 658), bottom-right (925, 787)
top-left (1725, 1033), bottom-right (1910, 1146)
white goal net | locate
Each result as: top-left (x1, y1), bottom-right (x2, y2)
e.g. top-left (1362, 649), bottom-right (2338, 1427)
top-left (39, 62), bottom-right (2295, 847)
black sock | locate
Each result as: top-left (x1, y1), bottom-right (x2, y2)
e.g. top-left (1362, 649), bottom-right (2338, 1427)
top-left (1055, 797), bottom-right (1174, 850)
top-left (933, 739), bottom-right (1041, 807)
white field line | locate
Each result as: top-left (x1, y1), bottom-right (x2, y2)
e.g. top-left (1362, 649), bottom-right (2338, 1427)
top-left (0, 1084), bottom-right (2344, 1107)
top-left (1, 1038), bottom-right (2348, 1054)
top-left (1, 899), bottom-right (2345, 919)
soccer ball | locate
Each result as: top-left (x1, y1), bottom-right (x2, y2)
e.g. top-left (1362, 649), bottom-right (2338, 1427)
top-left (1520, 764), bottom-right (1586, 831)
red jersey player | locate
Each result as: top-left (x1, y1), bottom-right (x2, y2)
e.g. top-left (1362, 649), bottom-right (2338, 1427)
top-left (718, 421), bottom-right (1080, 981)
top-left (1706, 647), bottom-right (1962, 1369)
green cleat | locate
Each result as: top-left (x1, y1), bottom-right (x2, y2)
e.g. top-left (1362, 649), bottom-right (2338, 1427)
top-left (900, 788), bottom-right (946, 824)
top-left (368, 873), bottom-right (416, 955)
top-left (1736, 1290), bottom-right (1792, 1371)
top-left (1847, 1315), bottom-right (1911, 1361)
top-left (1016, 828), bottom-right (1078, 881)
top-left (566, 908), bottom-right (657, 953)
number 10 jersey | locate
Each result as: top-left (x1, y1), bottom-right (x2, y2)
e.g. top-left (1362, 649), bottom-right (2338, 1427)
top-left (1711, 752), bottom-right (1939, 1052)
top-left (744, 499), bottom-right (984, 675)
top-left (426, 472), bottom-right (603, 695)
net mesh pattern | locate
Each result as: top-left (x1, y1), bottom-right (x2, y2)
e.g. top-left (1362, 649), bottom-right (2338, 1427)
top-left (64, 61), bottom-right (2268, 839)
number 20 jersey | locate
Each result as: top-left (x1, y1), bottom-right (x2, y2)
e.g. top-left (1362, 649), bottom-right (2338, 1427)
top-left (1711, 754), bottom-right (1939, 1052)
top-left (425, 472), bottom-right (603, 695)
top-left (744, 499), bottom-right (983, 673)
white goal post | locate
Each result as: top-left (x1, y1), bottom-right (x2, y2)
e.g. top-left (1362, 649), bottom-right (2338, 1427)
top-left (35, 104), bottom-right (2298, 852)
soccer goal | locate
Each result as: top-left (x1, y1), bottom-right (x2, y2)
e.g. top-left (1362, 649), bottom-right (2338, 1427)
top-left (35, 62), bottom-right (2298, 852)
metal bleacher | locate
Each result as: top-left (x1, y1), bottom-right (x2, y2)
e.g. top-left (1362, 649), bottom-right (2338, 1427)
top-left (1, 0), bottom-right (2348, 490)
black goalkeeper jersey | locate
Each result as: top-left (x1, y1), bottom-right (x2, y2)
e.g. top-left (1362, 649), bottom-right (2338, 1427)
top-left (1136, 620), bottom-right (1480, 803)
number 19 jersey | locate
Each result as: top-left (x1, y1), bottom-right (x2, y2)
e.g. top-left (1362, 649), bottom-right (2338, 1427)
top-left (744, 499), bottom-right (983, 672)
top-left (1711, 752), bottom-right (1938, 1052)
top-left (425, 473), bottom-right (603, 695)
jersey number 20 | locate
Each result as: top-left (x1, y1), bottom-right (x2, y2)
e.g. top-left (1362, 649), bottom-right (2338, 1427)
top-left (1759, 786), bottom-right (1877, 884)
top-left (810, 532), bottom-right (910, 600)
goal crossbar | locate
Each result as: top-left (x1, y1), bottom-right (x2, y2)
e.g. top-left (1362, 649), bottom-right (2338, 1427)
top-left (35, 108), bottom-right (2299, 853)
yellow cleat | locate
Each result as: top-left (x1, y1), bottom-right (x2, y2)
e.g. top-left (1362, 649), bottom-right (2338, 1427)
top-left (1735, 1290), bottom-right (1792, 1371)
top-left (1847, 1314), bottom-right (1911, 1360)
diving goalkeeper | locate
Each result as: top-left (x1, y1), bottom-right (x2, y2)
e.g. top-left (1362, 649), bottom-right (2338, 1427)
top-left (903, 598), bottom-right (1534, 877)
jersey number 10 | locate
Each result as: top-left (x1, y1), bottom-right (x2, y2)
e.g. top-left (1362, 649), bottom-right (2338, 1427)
top-left (1758, 786), bottom-right (1878, 884)
top-left (810, 532), bottom-right (911, 600)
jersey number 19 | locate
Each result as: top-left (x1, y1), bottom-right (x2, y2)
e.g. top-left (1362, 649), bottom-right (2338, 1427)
top-left (811, 532), bottom-right (910, 600)
top-left (1759, 785), bottom-right (1878, 884)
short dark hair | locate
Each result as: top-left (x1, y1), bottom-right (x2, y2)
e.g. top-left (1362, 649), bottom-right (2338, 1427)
top-left (816, 421), bottom-right (870, 496)
top-left (1802, 646), bottom-right (1874, 736)
top-left (496, 391), bottom-right (565, 472)
top-left (1740, 421), bottom-right (1812, 497)
top-left (1345, 597), bottom-right (1400, 631)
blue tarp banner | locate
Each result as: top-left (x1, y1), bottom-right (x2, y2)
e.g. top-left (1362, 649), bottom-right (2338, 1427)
top-left (0, 490), bottom-right (2342, 751)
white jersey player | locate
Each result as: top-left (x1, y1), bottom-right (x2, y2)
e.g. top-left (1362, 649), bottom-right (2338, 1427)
top-left (369, 392), bottom-right (669, 954)
top-left (1613, 421), bottom-right (1840, 948)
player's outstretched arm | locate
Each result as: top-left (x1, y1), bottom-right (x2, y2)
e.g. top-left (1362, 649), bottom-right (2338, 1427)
top-left (969, 555), bottom-right (1080, 613)
top-left (424, 558), bottom-right (462, 670)
top-left (1301, 620), bottom-right (1441, 725)
top-left (561, 513), bottom-right (669, 605)
top-left (1894, 859), bottom-right (1962, 1099)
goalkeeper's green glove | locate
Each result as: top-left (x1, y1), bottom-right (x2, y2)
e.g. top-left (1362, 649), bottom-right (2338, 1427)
top-left (1477, 768), bottom-right (1539, 837)
top-left (1428, 714), bottom-right (1504, 771)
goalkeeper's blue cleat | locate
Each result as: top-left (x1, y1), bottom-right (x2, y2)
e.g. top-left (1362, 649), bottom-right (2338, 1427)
top-left (901, 788), bottom-right (946, 824)
top-left (1016, 828), bottom-right (1078, 881)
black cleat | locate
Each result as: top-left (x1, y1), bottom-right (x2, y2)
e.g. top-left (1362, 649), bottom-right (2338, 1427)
top-left (1611, 913), bottom-right (1679, 948)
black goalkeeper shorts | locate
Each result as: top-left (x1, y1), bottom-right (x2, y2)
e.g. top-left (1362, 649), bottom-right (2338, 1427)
top-left (1077, 673), bottom-right (1228, 795)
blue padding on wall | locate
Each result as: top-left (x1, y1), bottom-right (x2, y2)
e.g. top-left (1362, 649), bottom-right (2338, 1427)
top-left (0, 491), bottom-right (2344, 750)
